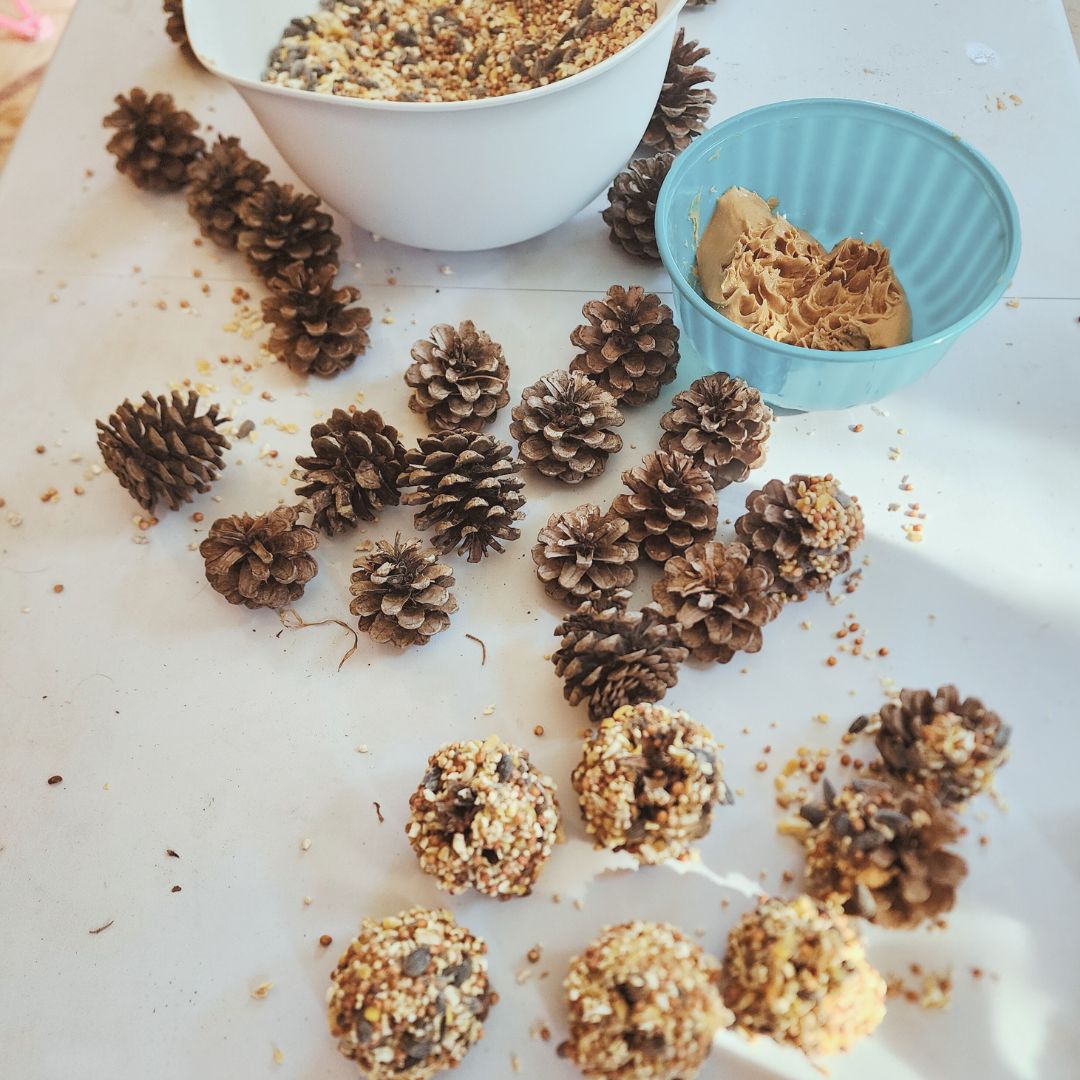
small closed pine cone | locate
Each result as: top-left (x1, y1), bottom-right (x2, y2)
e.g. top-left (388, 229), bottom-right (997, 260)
top-left (405, 322), bottom-right (510, 432)
top-left (552, 597), bottom-right (688, 722)
top-left (162, 0), bottom-right (194, 58)
top-left (735, 474), bottom-right (864, 601)
top-left (660, 372), bottom-right (773, 489)
top-left (237, 180), bottom-right (341, 282)
top-left (612, 450), bottom-right (718, 564)
top-left (186, 135), bottom-right (270, 249)
top-left (571, 286), bottom-right (680, 407)
top-left (398, 432), bottom-right (526, 563)
top-left (856, 686), bottom-right (1011, 805)
top-left (349, 535), bottom-right (458, 648)
top-left (533, 504), bottom-right (638, 606)
top-left (294, 408), bottom-right (406, 536)
top-left (510, 369), bottom-right (624, 484)
top-left (103, 88), bottom-right (205, 192)
top-left (199, 504), bottom-right (319, 610)
top-left (601, 152), bottom-right (675, 262)
top-left (96, 390), bottom-right (228, 512)
top-left (642, 29), bottom-right (716, 153)
top-left (652, 541), bottom-right (781, 664)
top-left (262, 262), bottom-right (371, 378)
top-left (799, 777), bottom-right (968, 930)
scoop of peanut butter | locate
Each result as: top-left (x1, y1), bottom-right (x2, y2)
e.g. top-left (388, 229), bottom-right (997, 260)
top-left (695, 188), bottom-right (912, 351)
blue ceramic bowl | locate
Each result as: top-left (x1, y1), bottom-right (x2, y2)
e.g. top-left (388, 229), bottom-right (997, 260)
top-left (656, 99), bottom-right (1021, 411)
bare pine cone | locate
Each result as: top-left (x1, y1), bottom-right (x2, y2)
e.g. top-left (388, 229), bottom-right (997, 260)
top-left (294, 408), bottom-right (406, 536)
top-left (601, 153), bottom-right (675, 262)
top-left (642, 29), bottom-right (716, 153)
top-left (237, 180), bottom-right (341, 282)
top-left (405, 321), bottom-right (510, 432)
top-left (349, 535), bottom-right (458, 648)
top-left (533, 504), bottom-right (638, 606)
top-left (96, 390), bottom-right (228, 512)
top-left (186, 135), bottom-right (270, 249)
top-left (163, 0), bottom-right (195, 59)
top-left (103, 88), bottom-right (205, 192)
top-left (510, 369), bottom-right (624, 484)
top-left (660, 372), bottom-right (772, 488)
top-left (199, 504), bottom-right (319, 610)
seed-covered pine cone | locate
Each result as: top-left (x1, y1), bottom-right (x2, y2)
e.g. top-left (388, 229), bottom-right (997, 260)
top-left (294, 408), bottom-right (407, 536)
top-left (162, 0), bottom-right (195, 59)
top-left (510, 369), bottom-right (624, 484)
top-left (398, 432), bottom-right (526, 563)
top-left (96, 390), bottom-right (229, 513)
top-left (199, 504), bottom-right (319, 610)
top-left (404, 322), bottom-right (510, 432)
top-left (652, 541), bottom-right (781, 664)
top-left (659, 372), bottom-right (773, 489)
top-left (533, 504), bottom-right (638, 606)
top-left (552, 598), bottom-right (688, 722)
top-left (103, 88), bottom-right (205, 192)
top-left (237, 180), bottom-right (341, 282)
top-left (349, 535), bottom-right (458, 648)
top-left (642, 29), bottom-right (716, 154)
top-left (735, 474), bottom-right (864, 601)
top-left (612, 450), bottom-right (718, 564)
top-left (262, 262), bottom-right (371, 378)
top-left (601, 152), bottom-right (675, 262)
top-left (855, 685), bottom-right (1011, 805)
top-left (185, 135), bottom-right (270, 249)
top-left (571, 286), bottom-right (680, 406)
top-left (799, 777), bottom-right (968, 930)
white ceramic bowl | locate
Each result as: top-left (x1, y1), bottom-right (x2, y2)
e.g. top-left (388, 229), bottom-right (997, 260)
top-left (183, 0), bottom-right (685, 251)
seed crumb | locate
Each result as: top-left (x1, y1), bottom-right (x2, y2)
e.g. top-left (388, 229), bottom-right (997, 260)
top-left (272, 1048), bottom-right (284, 1065)
top-left (300, 838), bottom-right (312, 852)
top-left (47, 774), bottom-right (63, 785)
top-left (251, 981), bottom-right (274, 1000)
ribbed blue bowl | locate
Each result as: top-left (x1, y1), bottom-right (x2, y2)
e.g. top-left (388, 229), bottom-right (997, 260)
top-left (656, 99), bottom-right (1021, 411)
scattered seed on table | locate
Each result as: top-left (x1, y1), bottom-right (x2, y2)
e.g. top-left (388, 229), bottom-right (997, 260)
top-left (171, 885), bottom-right (182, 893)
top-left (373, 802), bottom-right (384, 824)
top-left (47, 775), bottom-right (62, 785)
top-left (319, 934), bottom-right (333, 948)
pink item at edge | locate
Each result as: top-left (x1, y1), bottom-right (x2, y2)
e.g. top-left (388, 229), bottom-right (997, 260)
top-left (0, 0), bottom-right (54, 41)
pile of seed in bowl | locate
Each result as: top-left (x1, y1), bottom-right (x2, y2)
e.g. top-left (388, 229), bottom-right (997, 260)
top-left (263, 0), bottom-right (657, 102)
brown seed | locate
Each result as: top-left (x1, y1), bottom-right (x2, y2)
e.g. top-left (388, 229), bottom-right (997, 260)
top-left (53, 584), bottom-right (64, 594)
top-left (878, 646), bottom-right (889, 656)
top-left (533, 725), bottom-right (544, 737)
top-left (171, 885), bottom-right (182, 893)
top-left (47, 774), bottom-right (63, 785)
top-left (526, 946), bottom-right (542, 964)
top-left (35, 445), bottom-right (46, 454)
top-left (755, 761), bottom-right (767, 772)
top-left (192, 512), bottom-right (204, 523)
top-left (166, 849), bottom-right (180, 858)
top-left (319, 934), bottom-right (333, 948)
top-left (826, 656), bottom-right (838, 667)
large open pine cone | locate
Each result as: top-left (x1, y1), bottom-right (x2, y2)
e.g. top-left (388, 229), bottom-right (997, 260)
top-left (552, 598), bottom-right (688, 722)
top-left (735, 474), bottom-right (864, 601)
top-left (199, 504), bottom-right (319, 610)
top-left (186, 135), bottom-right (270, 249)
top-left (103, 88), bottom-right (205, 192)
top-left (652, 541), bottom-right (781, 664)
top-left (262, 262), bottom-right (371, 378)
top-left (510, 369), bottom-right (624, 484)
top-left (162, 0), bottom-right (194, 58)
top-left (294, 408), bottom-right (406, 536)
top-left (660, 372), bottom-right (772, 489)
top-left (612, 450), bottom-right (718, 564)
top-left (571, 286), bottom-right (680, 406)
top-left (237, 181), bottom-right (341, 282)
top-left (642, 29), bottom-right (716, 153)
top-left (533, 504), bottom-right (638, 606)
top-left (349, 535), bottom-right (458, 648)
top-left (398, 432), bottom-right (526, 563)
top-left (96, 390), bottom-right (228, 513)
top-left (601, 153), bottom-right (675, 262)
top-left (799, 777), bottom-right (968, 929)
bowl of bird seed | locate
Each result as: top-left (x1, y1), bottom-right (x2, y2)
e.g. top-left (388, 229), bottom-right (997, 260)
top-left (183, 0), bottom-right (687, 250)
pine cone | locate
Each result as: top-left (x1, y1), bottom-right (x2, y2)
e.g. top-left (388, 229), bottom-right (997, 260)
top-left (405, 322), bottom-right (510, 432)
top-left (262, 262), bottom-right (371, 378)
top-left (601, 153), bottom-right (675, 262)
top-left (398, 432), bottom-right (526, 563)
top-left (103, 88), bottom-right (205, 192)
top-left (612, 451), bottom-right (718, 564)
top-left (294, 408), bottom-right (407, 536)
top-left (571, 286), bottom-right (680, 406)
top-left (237, 180), bottom-right (341, 281)
top-left (735, 474), bottom-right (864, 601)
top-left (533, 504), bottom-right (638, 606)
top-left (96, 390), bottom-right (228, 512)
top-left (799, 777), bottom-right (968, 929)
top-left (349, 535), bottom-right (458, 648)
top-left (552, 598), bottom-right (688, 722)
top-left (642, 29), bottom-right (716, 153)
top-left (186, 135), bottom-right (270, 249)
top-left (859, 686), bottom-right (1011, 805)
top-left (652, 541), bottom-right (781, 664)
top-left (199, 504), bottom-right (319, 610)
top-left (163, 0), bottom-right (195, 59)
top-left (659, 372), bottom-right (773, 489)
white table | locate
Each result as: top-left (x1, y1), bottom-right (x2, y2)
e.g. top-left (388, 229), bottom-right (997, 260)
top-left (2, 1), bottom-right (1079, 1077)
